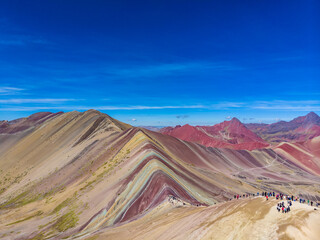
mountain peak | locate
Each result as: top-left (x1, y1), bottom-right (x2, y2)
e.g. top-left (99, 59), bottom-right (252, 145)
top-left (306, 111), bottom-right (319, 118)
top-left (303, 111), bottom-right (320, 125)
top-left (227, 117), bottom-right (242, 127)
top-left (230, 117), bottom-right (241, 123)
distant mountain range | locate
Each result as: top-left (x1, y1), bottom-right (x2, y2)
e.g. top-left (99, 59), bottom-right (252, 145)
top-left (2, 111), bottom-right (320, 152)
top-left (160, 118), bottom-right (269, 150)
top-left (159, 112), bottom-right (320, 150)
top-left (246, 112), bottom-right (320, 144)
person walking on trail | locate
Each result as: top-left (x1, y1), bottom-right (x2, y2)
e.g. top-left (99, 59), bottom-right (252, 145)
top-left (266, 195), bottom-right (268, 200)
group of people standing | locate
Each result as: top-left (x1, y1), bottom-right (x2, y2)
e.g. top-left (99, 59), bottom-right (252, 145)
top-left (277, 201), bottom-right (291, 213)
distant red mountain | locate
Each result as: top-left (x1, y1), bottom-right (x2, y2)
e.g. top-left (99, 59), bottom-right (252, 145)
top-left (246, 112), bottom-right (320, 144)
top-left (160, 117), bottom-right (269, 150)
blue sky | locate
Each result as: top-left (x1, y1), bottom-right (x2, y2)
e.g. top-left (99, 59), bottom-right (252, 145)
top-left (0, 0), bottom-right (319, 126)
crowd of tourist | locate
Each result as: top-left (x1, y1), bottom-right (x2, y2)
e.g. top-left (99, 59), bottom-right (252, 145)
top-left (232, 191), bottom-right (319, 211)
top-left (277, 201), bottom-right (291, 213)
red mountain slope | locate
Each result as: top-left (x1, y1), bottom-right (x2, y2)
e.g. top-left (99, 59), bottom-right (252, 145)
top-left (246, 112), bottom-right (320, 143)
top-left (273, 136), bottom-right (320, 176)
top-left (160, 118), bottom-right (269, 150)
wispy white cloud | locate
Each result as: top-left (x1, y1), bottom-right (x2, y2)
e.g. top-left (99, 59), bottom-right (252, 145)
top-left (0, 105), bottom-right (206, 111)
top-left (209, 102), bottom-right (245, 109)
top-left (95, 105), bottom-right (205, 110)
top-left (0, 87), bottom-right (25, 95)
top-left (251, 100), bottom-right (320, 111)
top-left (0, 98), bottom-right (78, 104)
top-left (104, 62), bottom-right (244, 78)
top-left (1, 100), bottom-right (319, 112)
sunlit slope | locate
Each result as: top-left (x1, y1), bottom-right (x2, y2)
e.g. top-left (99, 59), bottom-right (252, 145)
top-left (0, 111), bottom-right (319, 239)
top-left (0, 112), bottom-right (62, 156)
top-left (90, 197), bottom-right (320, 240)
top-left (0, 110), bottom-right (130, 199)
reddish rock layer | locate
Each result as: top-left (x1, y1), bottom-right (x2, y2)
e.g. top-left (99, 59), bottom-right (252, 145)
top-left (160, 118), bottom-right (269, 150)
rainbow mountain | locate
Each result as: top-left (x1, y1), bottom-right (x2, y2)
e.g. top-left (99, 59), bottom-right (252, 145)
top-left (0, 110), bottom-right (319, 239)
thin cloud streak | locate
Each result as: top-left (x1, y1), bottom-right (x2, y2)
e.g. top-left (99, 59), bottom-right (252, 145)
top-left (253, 106), bottom-right (320, 111)
top-left (103, 62), bottom-right (244, 79)
top-left (251, 100), bottom-right (320, 111)
top-left (209, 102), bottom-right (245, 109)
top-left (0, 87), bottom-right (25, 95)
top-left (0, 98), bottom-right (78, 104)
top-left (1, 100), bottom-right (319, 112)
top-left (0, 105), bottom-right (207, 111)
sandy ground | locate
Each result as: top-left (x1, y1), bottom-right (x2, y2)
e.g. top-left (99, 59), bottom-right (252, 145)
top-left (86, 197), bottom-right (320, 240)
